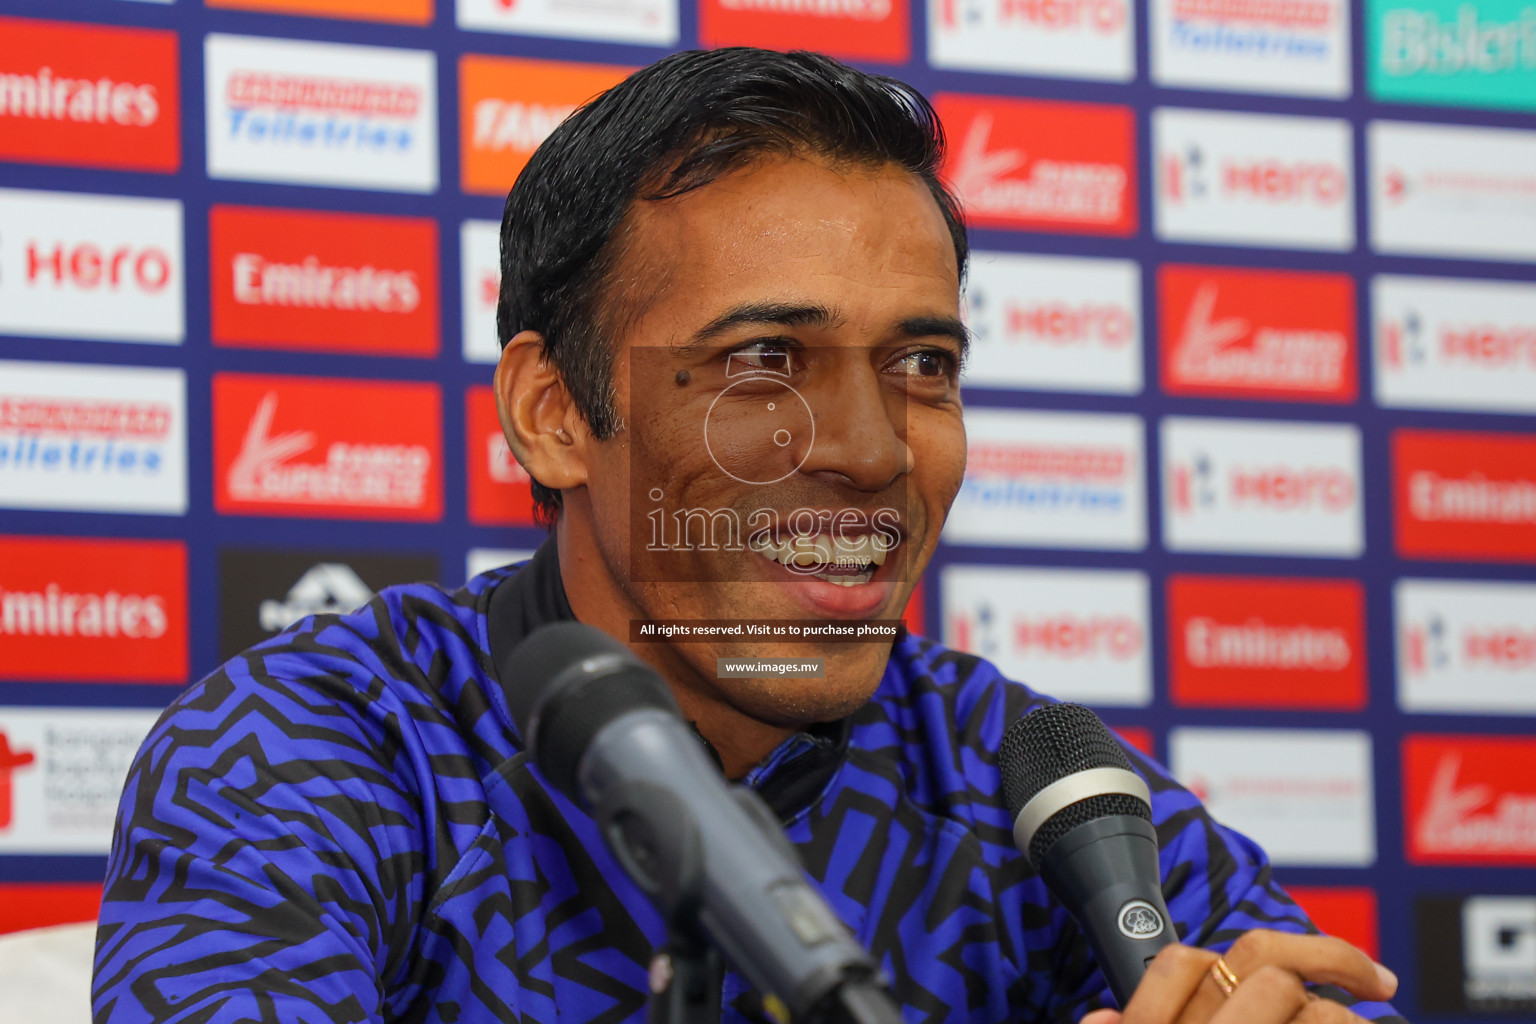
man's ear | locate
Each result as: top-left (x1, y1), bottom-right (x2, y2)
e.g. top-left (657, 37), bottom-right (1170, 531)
top-left (494, 330), bottom-right (589, 493)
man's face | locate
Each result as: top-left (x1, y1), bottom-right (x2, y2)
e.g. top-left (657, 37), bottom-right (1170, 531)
top-left (574, 154), bottom-right (966, 728)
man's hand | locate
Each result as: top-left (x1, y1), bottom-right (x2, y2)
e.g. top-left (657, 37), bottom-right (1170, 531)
top-left (1080, 931), bottom-right (1399, 1024)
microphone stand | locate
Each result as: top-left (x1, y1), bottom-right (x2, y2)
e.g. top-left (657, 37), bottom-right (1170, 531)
top-left (647, 925), bottom-right (723, 1024)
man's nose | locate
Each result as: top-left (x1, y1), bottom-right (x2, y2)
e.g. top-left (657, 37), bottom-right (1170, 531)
top-left (794, 366), bottom-right (910, 492)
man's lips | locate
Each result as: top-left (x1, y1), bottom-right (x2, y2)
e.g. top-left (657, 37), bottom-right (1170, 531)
top-left (745, 542), bottom-right (902, 617)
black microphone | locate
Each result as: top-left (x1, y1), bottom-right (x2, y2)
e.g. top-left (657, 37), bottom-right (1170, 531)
top-left (999, 703), bottom-right (1176, 1008)
top-left (503, 621), bottom-right (902, 1024)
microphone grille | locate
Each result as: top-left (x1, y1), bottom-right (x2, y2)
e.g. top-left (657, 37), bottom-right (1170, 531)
top-left (999, 703), bottom-right (1135, 820)
top-left (999, 704), bottom-right (1152, 864)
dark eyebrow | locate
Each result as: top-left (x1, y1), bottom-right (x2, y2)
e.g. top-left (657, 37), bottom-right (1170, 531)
top-left (678, 302), bottom-right (969, 359)
top-left (680, 302), bottom-right (840, 350)
top-left (898, 315), bottom-right (970, 358)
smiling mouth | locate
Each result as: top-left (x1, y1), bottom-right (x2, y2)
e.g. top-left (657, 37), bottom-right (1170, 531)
top-left (746, 531), bottom-right (892, 586)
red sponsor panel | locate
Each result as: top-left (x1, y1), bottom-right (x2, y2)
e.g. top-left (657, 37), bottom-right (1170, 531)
top-left (1113, 726), bottom-right (1155, 757)
top-left (0, 536), bottom-right (187, 683)
top-left (210, 206), bottom-right (440, 357)
top-left (902, 580), bottom-right (925, 637)
top-left (214, 374), bottom-right (443, 522)
top-left (0, 882), bottom-right (103, 934)
top-left (1284, 886), bottom-right (1378, 959)
top-left (1394, 430), bottom-right (1536, 563)
top-left (466, 385), bottom-right (536, 527)
top-left (1159, 265), bottom-right (1357, 403)
top-left (1168, 576), bottom-right (1366, 710)
top-left (935, 94), bottom-right (1135, 236)
top-left (1405, 734), bottom-right (1536, 866)
top-left (0, 17), bottom-right (179, 173)
top-left (700, 0), bottom-right (909, 63)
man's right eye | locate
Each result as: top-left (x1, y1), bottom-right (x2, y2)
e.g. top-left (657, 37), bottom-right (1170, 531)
top-left (726, 342), bottom-right (796, 378)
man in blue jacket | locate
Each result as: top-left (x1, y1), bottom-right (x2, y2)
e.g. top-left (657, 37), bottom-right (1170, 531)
top-left (94, 48), bottom-right (1404, 1024)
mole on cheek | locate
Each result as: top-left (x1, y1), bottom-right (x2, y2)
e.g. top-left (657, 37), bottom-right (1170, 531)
top-left (675, 370), bottom-right (691, 386)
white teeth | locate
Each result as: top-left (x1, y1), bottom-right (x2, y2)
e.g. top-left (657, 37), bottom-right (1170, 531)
top-left (747, 530), bottom-right (895, 571)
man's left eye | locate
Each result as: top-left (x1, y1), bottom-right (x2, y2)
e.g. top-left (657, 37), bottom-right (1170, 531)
top-left (898, 351), bottom-right (953, 378)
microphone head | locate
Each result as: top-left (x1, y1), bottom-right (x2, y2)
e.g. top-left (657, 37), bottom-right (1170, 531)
top-left (503, 621), bottom-right (680, 798)
top-left (999, 703), bottom-right (1152, 867)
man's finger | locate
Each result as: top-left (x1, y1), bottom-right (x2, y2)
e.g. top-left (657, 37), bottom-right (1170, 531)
top-left (1222, 931), bottom-right (1398, 1002)
top-left (1202, 964), bottom-right (1308, 1024)
top-left (1080, 1011), bottom-right (1122, 1024)
top-left (1116, 945), bottom-right (1222, 1024)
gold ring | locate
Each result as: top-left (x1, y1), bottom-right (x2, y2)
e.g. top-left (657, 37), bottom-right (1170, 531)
top-left (1209, 956), bottom-right (1240, 998)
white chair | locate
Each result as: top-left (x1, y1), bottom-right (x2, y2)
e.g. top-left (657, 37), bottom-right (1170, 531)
top-left (0, 922), bottom-right (95, 1024)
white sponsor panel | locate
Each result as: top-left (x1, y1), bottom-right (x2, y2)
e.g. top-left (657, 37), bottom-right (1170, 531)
top-left (1155, 107), bottom-right (1354, 251)
top-left (944, 409), bottom-right (1146, 550)
top-left (0, 707), bottom-right (161, 854)
top-left (1464, 897), bottom-right (1536, 1003)
top-left (466, 548), bottom-right (537, 580)
top-left (1161, 416), bottom-right (1363, 557)
top-left (205, 34), bottom-right (438, 194)
top-left (1151, 0), bottom-right (1350, 97)
top-left (962, 252), bottom-right (1142, 395)
top-left (1370, 120), bottom-right (1536, 263)
top-left (0, 359), bottom-right (187, 515)
top-left (1170, 727), bottom-right (1376, 866)
top-left (457, 0), bottom-right (677, 45)
top-left (1396, 578), bottom-right (1536, 715)
top-left (1374, 274), bottom-right (1536, 414)
top-left (927, 0), bottom-right (1135, 81)
top-left (0, 188), bottom-right (183, 345)
top-left (462, 219), bottom-right (502, 365)
top-left (942, 565), bottom-right (1151, 706)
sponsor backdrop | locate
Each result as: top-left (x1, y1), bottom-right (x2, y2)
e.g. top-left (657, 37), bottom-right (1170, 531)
top-left (0, 0), bottom-right (1532, 1017)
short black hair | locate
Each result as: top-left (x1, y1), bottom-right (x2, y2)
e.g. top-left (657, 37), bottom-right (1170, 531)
top-left (497, 47), bottom-right (969, 526)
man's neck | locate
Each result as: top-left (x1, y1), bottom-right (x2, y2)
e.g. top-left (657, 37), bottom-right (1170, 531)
top-left (554, 521), bottom-right (794, 780)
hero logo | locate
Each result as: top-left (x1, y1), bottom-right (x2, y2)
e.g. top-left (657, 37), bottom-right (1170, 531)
top-left (0, 189), bottom-right (184, 345)
top-left (1375, 275), bottom-right (1536, 414)
top-left (1155, 108), bottom-right (1354, 250)
top-left (945, 408), bottom-right (1146, 551)
top-left (1396, 579), bottom-right (1536, 715)
top-left (942, 564), bottom-right (1151, 706)
top-left (928, 0), bottom-right (1134, 81)
top-left (1161, 417), bottom-right (1363, 557)
top-left (1162, 266), bottom-right (1355, 401)
top-left (936, 95), bottom-right (1136, 235)
top-left (1408, 737), bottom-right (1536, 864)
top-left (1369, 121), bottom-right (1536, 262)
top-left (1163, 144), bottom-right (1346, 205)
top-left (0, 732), bottom-right (36, 831)
top-left (206, 35), bottom-right (437, 194)
top-left (940, 0), bottom-right (1126, 31)
top-left (963, 252), bottom-right (1141, 394)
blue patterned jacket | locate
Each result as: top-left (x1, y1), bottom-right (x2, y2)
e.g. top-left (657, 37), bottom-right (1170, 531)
top-left (93, 543), bottom-right (1404, 1024)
